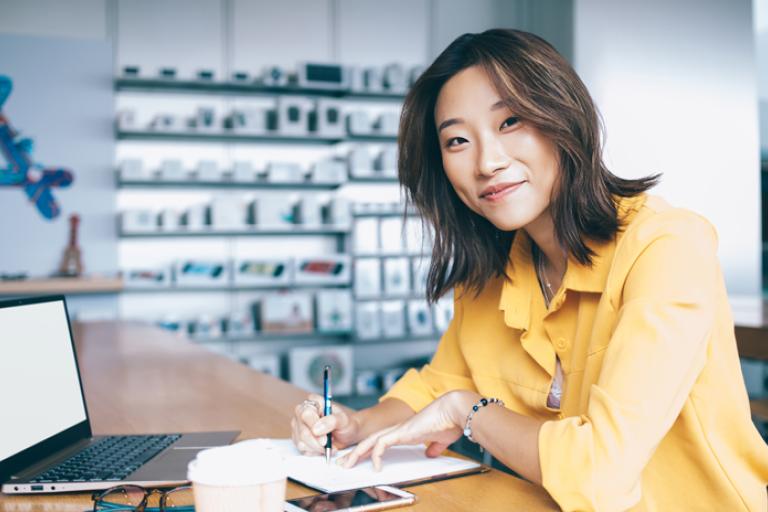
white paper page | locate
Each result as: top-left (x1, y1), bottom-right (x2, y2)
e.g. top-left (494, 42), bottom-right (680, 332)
top-left (254, 439), bottom-right (482, 493)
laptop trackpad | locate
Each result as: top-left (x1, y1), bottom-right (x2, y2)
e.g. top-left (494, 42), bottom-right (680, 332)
top-left (128, 447), bottom-right (200, 481)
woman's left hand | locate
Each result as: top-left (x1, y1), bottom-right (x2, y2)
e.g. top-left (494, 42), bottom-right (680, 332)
top-left (337, 390), bottom-right (479, 471)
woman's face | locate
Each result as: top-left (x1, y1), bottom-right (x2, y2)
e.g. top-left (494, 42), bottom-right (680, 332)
top-left (434, 65), bottom-right (559, 233)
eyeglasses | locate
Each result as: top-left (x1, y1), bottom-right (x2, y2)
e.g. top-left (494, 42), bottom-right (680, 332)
top-left (91, 484), bottom-right (194, 511)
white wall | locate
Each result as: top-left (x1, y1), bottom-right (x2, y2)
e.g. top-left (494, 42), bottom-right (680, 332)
top-left (575, 0), bottom-right (760, 294)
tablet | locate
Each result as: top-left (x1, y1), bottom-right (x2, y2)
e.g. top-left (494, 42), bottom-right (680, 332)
top-left (284, 485), bottom-right (416, 511)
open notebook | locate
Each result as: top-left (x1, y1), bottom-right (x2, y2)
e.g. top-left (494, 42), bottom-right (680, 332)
top-left (249, 439), bottom-right (485, 493)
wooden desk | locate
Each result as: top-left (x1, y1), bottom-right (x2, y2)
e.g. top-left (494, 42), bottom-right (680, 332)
top-left (0, 321), bottom-right (559, 511)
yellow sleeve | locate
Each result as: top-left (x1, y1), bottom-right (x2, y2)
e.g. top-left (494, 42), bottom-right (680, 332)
top-left (538, 211), bottom-right (718, 512)
top-left (380, 291), bottom-right (477, 412)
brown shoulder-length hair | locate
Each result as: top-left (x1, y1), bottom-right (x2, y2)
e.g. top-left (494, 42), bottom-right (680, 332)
top-left (399, 28), bottom-right (659, 303)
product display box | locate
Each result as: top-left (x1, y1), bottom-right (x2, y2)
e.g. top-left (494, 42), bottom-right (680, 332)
top-left (380, 300), bottom-right (406, 338)
top-left (407, 300), bottom-right (433, 336)
top-left (310, 99), bottom-right (345, 137)
top-left (354, 302), bottom-right (382, 340)
top-left (224, 312), bottom-right (254, 338)
top-left (174, 260), bottom-right (230, 287)
top-left (123, 267), bottom-right (171, 289)
top-left (121, 210), bottom-right (157, 233)
top-left (379, 217), bottom-right (404, 254)
top-left (158, 209), bottom-right (181, 231)
top-left (248, 196), bottom-right (296, 228)
top-left (433, 297), bottom-right (454, 333)
top-left (210, 196), bottom-right (247, 230)
top-left (289, 344), bottom-right (354, 395)
top-left (311, 159), bottom-right (347, 184)
top-left (277, 97), bottom-right (313, 136)
top-left (354, 258), bottom-right (381, 297)
top-left (295, 255), bottom-right (351, 285)
top-left (353, 217), bottom-right (380, 254)
top-left (259, 292), bottom-right (314, 333)
top-left (233, 258), bottom-right (292, 286)
top-left (383, 257), bottom-right (411, 296)
top-left (411, 257), bottom-right (429, 296)
top-left (158, 159), bottom-right (186, 181)
top-left (118, 159), bottom-right (146, 181)
top-left (180, 204), bottom-right (209, 231)
top-left (315, 289), bottom-right (353, 333)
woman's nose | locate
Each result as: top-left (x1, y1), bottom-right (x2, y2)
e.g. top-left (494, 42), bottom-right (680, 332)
top-left (476, 135), bottom-right (511, 177)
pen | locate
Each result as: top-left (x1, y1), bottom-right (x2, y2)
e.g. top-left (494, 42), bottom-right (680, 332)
top-left (323, 365), bottom-right (332, 465)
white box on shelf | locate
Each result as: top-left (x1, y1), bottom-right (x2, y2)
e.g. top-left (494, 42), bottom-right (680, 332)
top-left (174, 260), bottom-right (230, 287)
top-left (225, 108), bottom-right (268, 135)
top-left (116, 109), bottom-right (137, 131)
top-left (232, 161), bottom-right (257, 182)
top-left (347, 145), bottom-right (374, 178)
top-left (311, 159), bottom-right (347, 184)
top-left (249, 196), bottom-right (295, 228)
top-left (189, 314), bottom-right (223, 340)
top-left (289, 345), bottom-right (353, 395)
top-left (379, 217), bottom-right (404, 254)
top-left (295, 254), bottom-right (351, 285)
top-left (277, 97), bottom-right (312, 136)
top-left (225, 312), bottom-right (254, 338)
top-left (158, 209), bottom-right (181, 231)
top-left (348, 66), bottom-right (365, 92)
top-left (354, 258), bottom-right (381, 298)
top-left (373, 112), bottom-right (399, 136)
top-left (355, 302), bottom-right (382, 340)
top-left (195, 160), bottom-right (222, 181)
top-left (312, 99), bottom-right (345, 137)
top-left (383, 257), bottom-right (411, 296)
top-left (260, 292), bottom-right (314, 333)
top-left (407, 300), bottom-right (434, 337)
top-left (433, 297), bottom-right (454, 333)
top-left (158, 159), bottom-right (186, 181)
top-left (411, 257), bottom-right (429, 296)
top-left (352, 217), bottom-right (379, 254)
top-left (190, 107), bottom-right (217, 132)
top-left (118, 159), bottom-right (146, 181)
top-left (363, 67), bottom-right (384, 93)
top-left (355, 370), bottom-right (381, 396)
top-left (346, 111), bottom-right (373, 136)
top-left (374, 147), bottom-right (398, 178)
top-left (381, 300), bottom-right (406, 338)
top-left (121, 210), bottom-right (157, 233)
top-left (233, 258), bottom-right (292, 286)
top-left (297, 62), bottom-right (348, 90)
top-left (322, 197), bottom-right (351, 228)
top-left (181, 204), bottom-right (209, 231)
top-left (405, 217), bottom-right (426, 254)
top-left (210, 196), bottom-right (247, 230)
top-left (292, 195), bottom-right (322, 227)
top-left (316, 289), bottom-right (353, 333)
top-left (246, 354), bottom-right (281, 377)
top-left (266, 161), bottom-right (304, 183)
top-left (123, 267), bottom-right (171, 288)
top-left (149, 113), bottom-right (181, 132)
top-left (383, 63), bottom-right (407, 93)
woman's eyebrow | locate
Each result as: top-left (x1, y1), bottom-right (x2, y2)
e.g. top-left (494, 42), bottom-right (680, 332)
top-left (437, 100), bottom-right (508, 133)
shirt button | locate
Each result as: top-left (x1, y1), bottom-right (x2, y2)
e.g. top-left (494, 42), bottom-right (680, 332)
top-left (556, 337), bottom-right (567, 350)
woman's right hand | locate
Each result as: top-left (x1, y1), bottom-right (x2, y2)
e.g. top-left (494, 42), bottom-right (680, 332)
top-left (290, 394), bottom-right (360, 456)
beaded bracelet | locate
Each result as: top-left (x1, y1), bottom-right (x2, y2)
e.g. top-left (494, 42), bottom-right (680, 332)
top-left (463, 397), bottom-right (504, 443)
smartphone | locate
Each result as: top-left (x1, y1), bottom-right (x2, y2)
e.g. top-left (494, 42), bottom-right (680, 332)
top-left (284, 486), bottom-right (416, 512)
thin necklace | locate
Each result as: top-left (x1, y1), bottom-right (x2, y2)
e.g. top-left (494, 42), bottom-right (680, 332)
top-left (535, 245), bottom-right (555, 308)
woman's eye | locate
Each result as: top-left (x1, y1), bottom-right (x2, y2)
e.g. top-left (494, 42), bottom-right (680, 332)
top-left (500, 116), bottom-right (519, 130)
top-left (446, 137), bottom-right (467, 148)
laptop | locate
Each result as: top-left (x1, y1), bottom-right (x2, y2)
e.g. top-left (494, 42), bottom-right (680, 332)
top-left (0, 295), bottom-right (239, 494)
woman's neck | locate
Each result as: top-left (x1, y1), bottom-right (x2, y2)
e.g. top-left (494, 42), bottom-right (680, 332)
top-left (524, 210), bottom-right (567, 280)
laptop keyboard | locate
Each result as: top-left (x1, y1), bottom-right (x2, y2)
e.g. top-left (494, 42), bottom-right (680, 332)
top-left (30, 434), bottom-right (181, 483)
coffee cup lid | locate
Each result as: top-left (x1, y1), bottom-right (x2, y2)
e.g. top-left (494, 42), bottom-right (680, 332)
top-left (188, 439), bottom-right (286, 487)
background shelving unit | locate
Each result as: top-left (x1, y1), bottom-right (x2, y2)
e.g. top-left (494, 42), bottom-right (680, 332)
top-left (113, 70), bottom-right (442, 403)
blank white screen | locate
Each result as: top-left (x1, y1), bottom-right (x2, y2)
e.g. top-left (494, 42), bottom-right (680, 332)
top-left (0, 300), bottom-right (87, 461)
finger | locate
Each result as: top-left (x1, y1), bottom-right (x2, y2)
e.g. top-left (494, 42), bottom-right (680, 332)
top-left (299, 402), bottom-right (321, 428)
top-left (371, 432), bottom-right (399, 472)
top-left (425, 441), bottom-right (450, 458)
top-left (312, 411), bottom-right (349, 437)
top-left (299, 424), bottom-right (325, 454)
top-left (339, 427), bottom-right (395, 468)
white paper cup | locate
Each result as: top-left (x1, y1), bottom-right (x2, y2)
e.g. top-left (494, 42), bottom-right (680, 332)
top-left (188, 439), bottom-right (287, 512)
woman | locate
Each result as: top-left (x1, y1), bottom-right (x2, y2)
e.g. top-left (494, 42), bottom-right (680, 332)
top-left (290, 29), bottom-right (768, 511)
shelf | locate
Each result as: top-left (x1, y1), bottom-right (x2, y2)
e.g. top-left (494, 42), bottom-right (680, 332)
top-left (117, 178), bottom-right (344, 190)
top-left (751, 398), bottom-right (768, 422)
top-left (354, 294), bottom-right (427, 301)
top-left (352, 210), bottom-right (421, 217)
top-left (114, 77), bottom-right (407, 101)
top-left (115, 129), bottom-right (397, 145)
top-left (352, 252), bottom-right (429, 258)
top-left (124, 284), bottom-right (350, 293)
top-left (0, 276), bottom-right (124, 296)
top-left (119, 227), bottom-right (351, 238)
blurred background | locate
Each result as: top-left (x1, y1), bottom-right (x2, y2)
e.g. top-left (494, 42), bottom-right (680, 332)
top-left (0, 0), bottom-right (766, 441)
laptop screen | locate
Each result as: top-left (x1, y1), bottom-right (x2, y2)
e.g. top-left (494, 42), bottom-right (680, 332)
top-left (0, 299), bottom-right (87, 462)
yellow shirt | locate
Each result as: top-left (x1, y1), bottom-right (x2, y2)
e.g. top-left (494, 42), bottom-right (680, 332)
top-left (383, 194), bottom-right (768, 511)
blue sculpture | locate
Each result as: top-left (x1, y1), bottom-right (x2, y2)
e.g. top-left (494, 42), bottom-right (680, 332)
top-left (0, 75), bottom-right (74, 219)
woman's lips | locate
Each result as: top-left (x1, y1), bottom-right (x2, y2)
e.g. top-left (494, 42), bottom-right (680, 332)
top-left (479, 181), bottom-right (525, 201)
